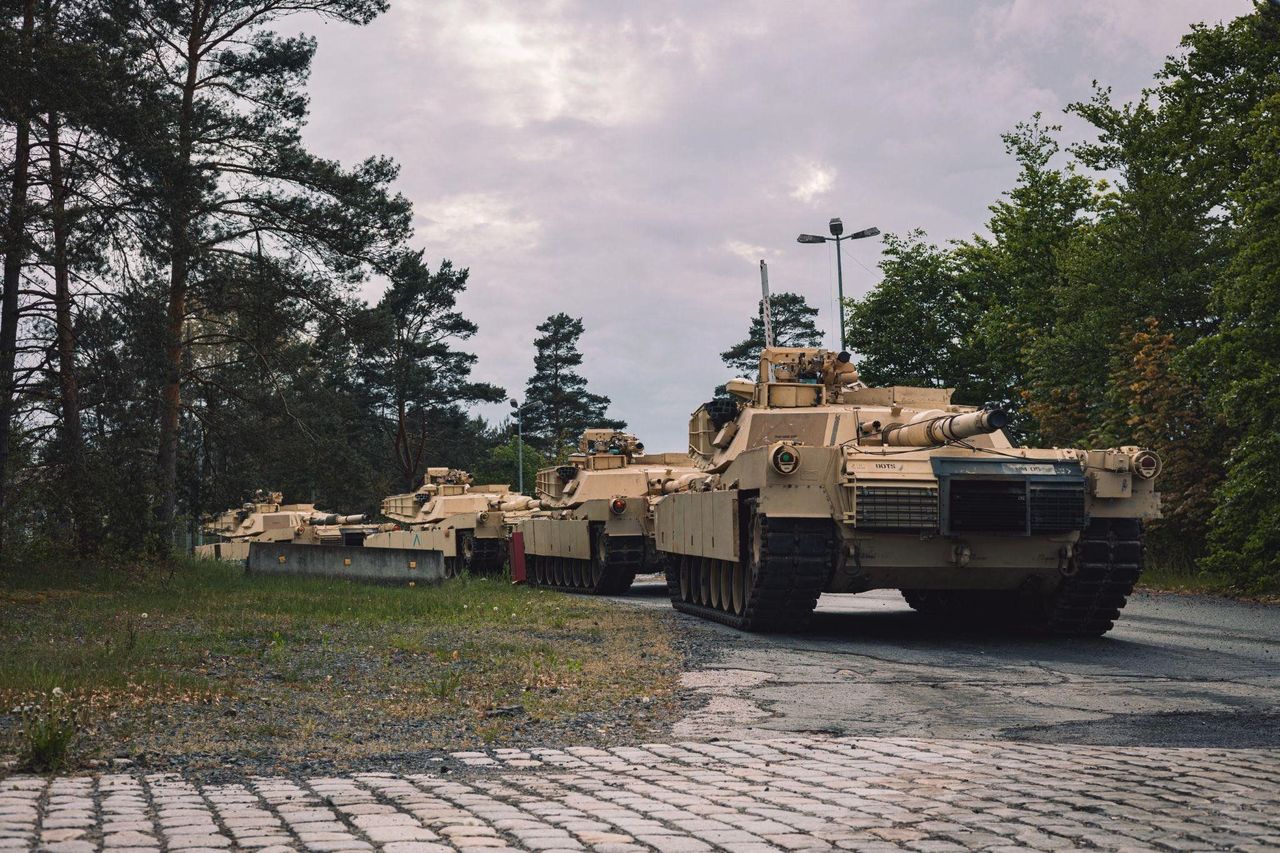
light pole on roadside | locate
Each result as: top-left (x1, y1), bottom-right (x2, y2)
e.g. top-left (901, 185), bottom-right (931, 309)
top-left (510, 399), bottom-right (543, 494)
top-left (797, 218), bottom-right (880, 349)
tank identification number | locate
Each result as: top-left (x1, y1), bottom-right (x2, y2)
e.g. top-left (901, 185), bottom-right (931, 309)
top-left (850, 461), bottom-right (905, 472)
top-left (1007, 463), bottom-right (1057, 475)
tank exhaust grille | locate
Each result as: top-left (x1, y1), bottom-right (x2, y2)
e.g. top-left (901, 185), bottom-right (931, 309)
top-left (1029, 485), bottom-right (1087, 533)
top-left (946, 479), bottom-right (1085, 535)
top-left (854, 486), bottom-right (939, 532)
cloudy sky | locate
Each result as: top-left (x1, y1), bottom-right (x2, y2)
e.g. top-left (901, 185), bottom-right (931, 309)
top-left (299, 0), bottom-right (1249, 453)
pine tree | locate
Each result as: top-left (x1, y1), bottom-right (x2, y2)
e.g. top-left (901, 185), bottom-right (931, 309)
top-left (359, 250), bottom-right (503, 489)
top-left (522, 313), bottom-right (623, 457)
top-left (720, 292), bottom-right (824, 376)
top-left (121, 0), bottom-right (412, 547)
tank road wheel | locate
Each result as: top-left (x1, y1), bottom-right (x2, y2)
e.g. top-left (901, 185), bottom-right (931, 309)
top-left (679, 556), bottom-right (692, 602)
top-left (457, 531), bottom-right (476, 575)
top-left (573, 557), bottom-right (586, 590)
top-left (443, 557), bottom-right (458, 579)
top-left (730, 559), bottom-right (747, 615)
top-left (708, 561), bottom-right (722, 609)
top-left (668, 497), bottom-right (832, 632)
top-left (591, 532), bottom-right (609, 590)
top-left (698, 558), bottom-right (712, 606)
top-left (1038, 517), bottom-right (1144, 637)
top-left (720, 560), bottom-right (734, 613)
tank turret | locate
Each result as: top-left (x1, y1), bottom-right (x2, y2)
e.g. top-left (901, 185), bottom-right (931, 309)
top-left (195, 491), bottom-right (388, 559)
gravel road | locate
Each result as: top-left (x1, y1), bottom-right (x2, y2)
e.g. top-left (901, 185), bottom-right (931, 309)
top-left (617, 578), bottom-right (1280, 749)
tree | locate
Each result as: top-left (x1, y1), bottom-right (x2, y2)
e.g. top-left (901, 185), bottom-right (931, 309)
top-left (359, 250), bottom-right (503, 489)
top-left (1196, 88), bottom-right (1280, 588)
top-left (0, 0), bottom-right (35, 558)
top-left (471, 432), bottom-right (547, 496)
top-left (522, 313), bottom-right (623, 457)
top-left (720, 292), bottom-right (824, 376)
top-left (124, 0), bottom-right (411, 547)
top-left (845, 232), bottom-right (974, 395)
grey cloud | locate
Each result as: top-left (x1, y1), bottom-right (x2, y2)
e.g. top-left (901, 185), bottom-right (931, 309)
top-left (301, 0), bottom-right (1250, 453)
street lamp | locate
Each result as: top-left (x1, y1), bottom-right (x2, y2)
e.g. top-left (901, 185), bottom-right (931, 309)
top-left (797, 217), bottom-right (880, 349)
top-left (510, 399), bottom-right (542, 495)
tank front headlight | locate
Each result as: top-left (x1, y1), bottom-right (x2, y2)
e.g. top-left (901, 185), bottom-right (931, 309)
top-left (610, 497), bottom-right (628, 515)
top-left (770, 443), bottom-right (801, 475)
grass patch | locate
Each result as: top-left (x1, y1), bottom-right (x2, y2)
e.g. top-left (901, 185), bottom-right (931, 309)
top-left (0, 559), bottom-right (682, 773)
top-left (1138, 563), bottom-right (1280, 602)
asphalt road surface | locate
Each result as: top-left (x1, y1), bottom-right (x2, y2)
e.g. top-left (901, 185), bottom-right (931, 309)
top-left (620, 578), bottom-right (1280, 749)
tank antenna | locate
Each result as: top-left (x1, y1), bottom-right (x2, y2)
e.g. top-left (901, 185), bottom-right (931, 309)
top-left (759, 259), bottom-right (775, 348)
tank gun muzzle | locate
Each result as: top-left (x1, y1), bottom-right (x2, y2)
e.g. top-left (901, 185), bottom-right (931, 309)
top-left (881, 408), bottom-right (1009, 447)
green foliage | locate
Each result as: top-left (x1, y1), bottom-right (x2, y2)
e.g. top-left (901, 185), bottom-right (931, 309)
top-left (470, 435), bottom-right (548, 496)
top-left (16, 688), bottom-right (82, 773)
top-left (1196, 89), bottom-right (1280, 588)
top-left (720, 292), bottom-right (824, 376)
top-left (522, 313), bottom-right (623, 457)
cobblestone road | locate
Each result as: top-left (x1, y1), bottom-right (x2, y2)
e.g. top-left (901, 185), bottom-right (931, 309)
top-left (4, 735), bottom-right (1278, 852)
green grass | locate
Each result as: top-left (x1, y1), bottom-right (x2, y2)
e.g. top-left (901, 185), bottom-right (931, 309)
top-left (0, 559), bottom-right (681, 772)
top-left (1138, 563), bottom-right (1280, 601)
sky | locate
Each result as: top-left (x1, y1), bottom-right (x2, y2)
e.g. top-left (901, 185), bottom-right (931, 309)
top-left (299, 0), bottom-right (1251, 454)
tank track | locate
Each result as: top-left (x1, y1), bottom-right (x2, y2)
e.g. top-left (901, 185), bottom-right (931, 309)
top-left (1041, 516), bottom-right (1143, 637)
top-left (527, 532), bottom-right (642, 595)
top-left (665, 512), bottom-right (832, 632)
top-left (901, 517), bottom-right (1143, 637)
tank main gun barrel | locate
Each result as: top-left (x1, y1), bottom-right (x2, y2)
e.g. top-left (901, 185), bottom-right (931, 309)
top-left (306, 512), bottom-right (368, 525)
top-left (881, 409), bottom-right (1009, 447)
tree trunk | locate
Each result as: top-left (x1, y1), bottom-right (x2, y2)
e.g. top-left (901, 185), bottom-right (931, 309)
top-left (154, 2), bottom-right (204, 549)
top-left (0, 0), bottom-right (36, 562)
top-left (47, 113), bottom-right (86, 543)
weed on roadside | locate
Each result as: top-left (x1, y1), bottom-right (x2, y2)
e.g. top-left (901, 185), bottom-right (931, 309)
top-left (15, 688), bottom-right (83, 773)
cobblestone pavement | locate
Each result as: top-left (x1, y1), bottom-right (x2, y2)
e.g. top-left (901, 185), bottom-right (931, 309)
top-left (4, 735), bottom-right (1278, 852)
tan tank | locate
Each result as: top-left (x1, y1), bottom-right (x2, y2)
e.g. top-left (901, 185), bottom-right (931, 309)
top-left (654, 347), bottom-right (1162, 635)
top-left (364, 469), bottom-right (537, 576)
top-left (194, 489), bottom-right (389, 560)
top-left (519, 429), bottom-right (705, 594)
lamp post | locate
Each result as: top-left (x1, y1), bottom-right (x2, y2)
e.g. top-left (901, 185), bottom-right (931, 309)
top-left (509, 399), bottom-right (542, 494)
top-left (798, 218), bottom-right (880, 349)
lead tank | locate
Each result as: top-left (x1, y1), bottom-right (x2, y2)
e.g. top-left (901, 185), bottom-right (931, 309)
top-left (195, 490), bottom-right (387, 560)
top-left (519, 430), bottom-right (705, 594)
top-left (654, 347), bottom-right (1162, 635)
top-left (365, 469), bottom-right (538, 576)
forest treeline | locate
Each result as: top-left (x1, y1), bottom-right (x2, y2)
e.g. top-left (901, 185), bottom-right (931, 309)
top-left (847, 6), bottom-right (1280, 589)
top-left (3, 2), bottom-right (1278, 593)
top-left (0, 0), bottom-right (621, 563)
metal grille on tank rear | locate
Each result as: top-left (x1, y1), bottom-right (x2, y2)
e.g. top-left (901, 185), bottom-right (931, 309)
top-left (948, 480), bottom-right (1026, 533)
top-left (855, 486), bottom-right (939, 532)
top-left (1030, 484), bottom-right (1086, 533)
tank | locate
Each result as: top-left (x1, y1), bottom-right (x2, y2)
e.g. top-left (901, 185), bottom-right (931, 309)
top-left (194, 489), bottom-right (389, 560)
top-left (653, 347), bottom-right (1163, 635)
top-left (519, 429), bottom-right (706, 594)
top-left (364, 469), bottom-right (537, 576)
